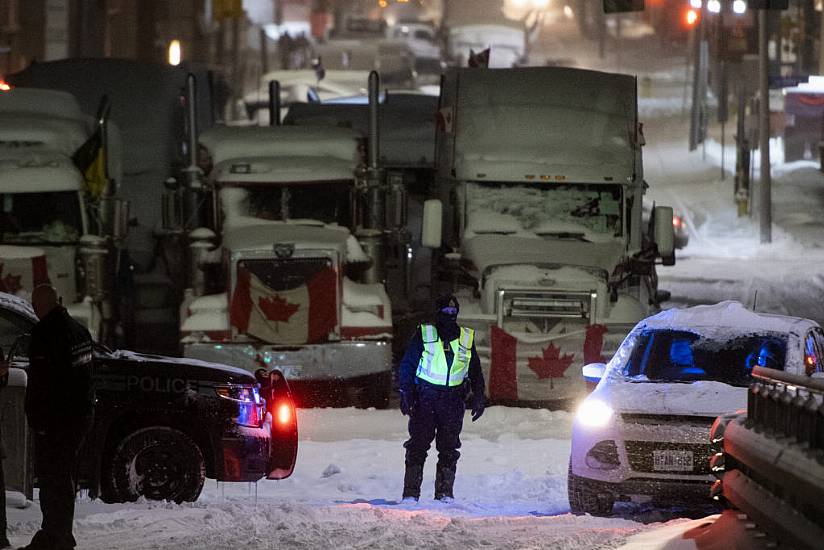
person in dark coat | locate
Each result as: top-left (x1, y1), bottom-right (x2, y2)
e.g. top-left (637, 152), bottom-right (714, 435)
top-left (21, 285), bottom-right (94, 550)
top-left (0, 348), bottom-right (11, 549)
top-left (398, 295), bottom-right (485, 502)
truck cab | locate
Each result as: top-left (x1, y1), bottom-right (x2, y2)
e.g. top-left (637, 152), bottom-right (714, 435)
top-left (179, 125), bottom-right (393, 407)
top-left (426, 67), bottom-right (675, 404)
top-left (0, 88), bottom-right (124, 338)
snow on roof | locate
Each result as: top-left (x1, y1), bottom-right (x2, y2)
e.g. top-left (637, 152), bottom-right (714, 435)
top-left (222, 223), bottom-right (350, 255)
top-left (0, 88), bottom-right (85, 121)
top-left (213, 156), bottom-right (355, 184)
top-left (639, 301), bottom-right (815, 335)
top-left (446, 67), bottom-right (637, 183)
top-left (0, 160), bottom-right (82, 192)
top-left (110, 349), bottom-right (254, 381)
top-left (283, 96), bottom-right (438, 167)
top-left (0, 291), bottom-right (37, 323)
top-left (463, 235), bottom-right (625, 277)
top-left (200, 125), bottom-right (361, 167)
top-left (0, 114), bottom-right (90, 155)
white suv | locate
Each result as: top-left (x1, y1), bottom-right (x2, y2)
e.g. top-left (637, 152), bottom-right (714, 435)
top-left (568, 301), bottom-right (824, 515)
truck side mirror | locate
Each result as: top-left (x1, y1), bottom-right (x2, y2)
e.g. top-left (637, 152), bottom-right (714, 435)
top-left (421, 199), bottom-right (443, 249)
top-left (654, 206), bottom-right (675, 266)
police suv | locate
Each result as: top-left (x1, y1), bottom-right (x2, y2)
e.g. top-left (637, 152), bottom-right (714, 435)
top-left (0, 292), bottom-right (298, 503)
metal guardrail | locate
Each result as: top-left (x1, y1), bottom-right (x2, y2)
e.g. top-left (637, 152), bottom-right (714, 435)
top-left (715, 366), bottom-right (824, 550)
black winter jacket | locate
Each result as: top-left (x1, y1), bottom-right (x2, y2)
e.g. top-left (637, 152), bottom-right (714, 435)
top-left (24, 307), bottom-right (94, 432)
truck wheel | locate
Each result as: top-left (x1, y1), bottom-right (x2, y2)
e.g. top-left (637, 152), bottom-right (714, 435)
top-left (567, 460), bottom-right (614, 516)
top-left (107, 427), bottom-right (205, 503)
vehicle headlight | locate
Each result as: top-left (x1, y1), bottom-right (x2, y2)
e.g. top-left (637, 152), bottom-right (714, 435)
top-left (576, 399), bottom-right (614, 429)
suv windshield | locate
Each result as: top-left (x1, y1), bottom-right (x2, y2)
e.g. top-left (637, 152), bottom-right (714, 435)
top-left (465, 182), bottom-right (623, 242)
top-left (221, 182), bottom-right (353, 227)
top-left (0, 191), bottom-right (83, 244)
top-left (623, 329), bottom-right (788, 387)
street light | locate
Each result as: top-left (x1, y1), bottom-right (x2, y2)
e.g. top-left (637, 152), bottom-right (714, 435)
top-left (707, 0), bottom-right (721, 13)
top-left (732, 0), bottom-right (747, 14)
top-left (168, 39), bottom-right (182, 66)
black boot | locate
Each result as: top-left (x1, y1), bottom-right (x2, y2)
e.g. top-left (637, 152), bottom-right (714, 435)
top-left (434, 464), bottom-right (456, 501)
top-left (402, 462), bottom-right (423, 502)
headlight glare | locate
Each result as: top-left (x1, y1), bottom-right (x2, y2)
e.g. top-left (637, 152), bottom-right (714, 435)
top-left (576, 399), bottom-right (614, 428)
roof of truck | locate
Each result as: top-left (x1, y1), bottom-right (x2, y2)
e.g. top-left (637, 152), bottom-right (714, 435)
top-left (0, 156), bottom-right (83, 192)
top-left (443, 67), bottom-right (639, 184)
top-left (0, 88), bottom-right (86, 121)
top-left (200, 125), bottom-right (361, 167)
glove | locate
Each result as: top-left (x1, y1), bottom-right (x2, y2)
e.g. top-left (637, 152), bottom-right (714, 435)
top-left (400, 390), bottom-right (416, 417)
top-left (471, 393), bottom-right (485, 422)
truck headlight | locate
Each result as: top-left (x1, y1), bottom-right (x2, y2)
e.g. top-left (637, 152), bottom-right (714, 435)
top-left (576, 399), bottom-right (614, 429)
top-left (216, 384), bottom-right (264, 427)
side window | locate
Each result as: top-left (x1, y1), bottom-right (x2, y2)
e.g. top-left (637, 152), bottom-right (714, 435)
top-left (804, 332), bottom-right (822, 376)
top-left (810, 329), bottom-right (824, 376)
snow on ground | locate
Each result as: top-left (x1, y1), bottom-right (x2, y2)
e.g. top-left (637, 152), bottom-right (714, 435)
top-left (6, 407), bottom-right (676, 550)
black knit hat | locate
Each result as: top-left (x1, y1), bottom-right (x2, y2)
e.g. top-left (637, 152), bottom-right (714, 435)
top-left (435, 294), bottom-right (460, 312)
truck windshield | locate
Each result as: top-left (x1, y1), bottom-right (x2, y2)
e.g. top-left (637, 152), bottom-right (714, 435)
top-left (623, 329), bottom-right (788, 387)
top-left (221, 181), bottom-right (353, 227)
top-left (0, 191), bottom-right (83, 244)
top-left (464, 181), bottom-right (622, 242)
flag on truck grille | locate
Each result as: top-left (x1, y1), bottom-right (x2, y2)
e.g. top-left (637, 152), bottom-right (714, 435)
top-left (0, 246), bottom-right (49, 297)
top-left (489, 324), bottom-right (607, 401)
top-left (230, 263), bottom-right (337, 345)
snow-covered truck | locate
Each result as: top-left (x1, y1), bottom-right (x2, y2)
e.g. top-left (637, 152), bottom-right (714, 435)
top-left (0, 87), bottom-right (126, 341)
top-left (424, 67), bottom-right (675, 404)
top-left (177, 77), bottom-right (394, 407)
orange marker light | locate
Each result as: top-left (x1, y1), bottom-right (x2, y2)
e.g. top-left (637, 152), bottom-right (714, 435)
top-left (685, 9), bottom-right (699, 28)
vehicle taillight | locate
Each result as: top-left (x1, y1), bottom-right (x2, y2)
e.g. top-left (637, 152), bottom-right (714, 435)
top-left (0, 81), bottom-right (11, 92)
top-left (673, 216), bottom-right (683, 228)
top-left (276, 402), bottom-right (292, 425)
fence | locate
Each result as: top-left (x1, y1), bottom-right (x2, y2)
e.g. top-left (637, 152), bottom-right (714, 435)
top-left (713, 366), bottom-right (824, 550)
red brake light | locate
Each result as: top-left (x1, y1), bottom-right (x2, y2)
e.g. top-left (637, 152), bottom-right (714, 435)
top-left (276, 402), bottom-right (292, 425)
top-left (0, 81), bottom-right (11, 92)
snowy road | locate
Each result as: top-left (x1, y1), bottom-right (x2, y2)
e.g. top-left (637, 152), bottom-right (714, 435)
top-left (6, 408), bottom-right (691, 550)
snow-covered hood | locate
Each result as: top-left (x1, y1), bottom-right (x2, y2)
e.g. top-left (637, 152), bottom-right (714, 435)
top-left (464, 234), bottom-right (625, 279)
top-left (602, 379), bottom-right (748, 418)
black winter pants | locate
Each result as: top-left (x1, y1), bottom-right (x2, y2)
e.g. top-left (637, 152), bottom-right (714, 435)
top-left (403, 384), bottom-right (465, 469)
top-left (32, 419), bottom-right (90, 549)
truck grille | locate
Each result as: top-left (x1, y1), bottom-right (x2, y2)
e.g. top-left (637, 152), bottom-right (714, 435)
top-left (243, 257), bottom-right (333, 291)
top-left (625, 441), bottom-right (715, 475)
top-left (496, 289), bottom-right (596, 325)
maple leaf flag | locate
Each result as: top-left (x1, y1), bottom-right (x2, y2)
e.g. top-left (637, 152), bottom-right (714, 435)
top-left (230, 263), bottom-right (337, 345)
top-left (0, 248), bottom-right (49, 297)
top-left (489, 325), bottom-right (607, 401)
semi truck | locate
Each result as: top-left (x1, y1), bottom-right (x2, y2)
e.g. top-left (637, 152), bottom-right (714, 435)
top-left (172, 74), bottom-right (397, 407)
top-left (424, 66), bottom-right (675, 404)
top-left (0, 87), bottom-right (127, 342)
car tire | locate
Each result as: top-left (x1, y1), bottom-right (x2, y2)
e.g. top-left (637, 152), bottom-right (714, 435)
top-left (567, 460), bottom-right (614, 516)
top-left (107, 426), bottom-right (205, 503)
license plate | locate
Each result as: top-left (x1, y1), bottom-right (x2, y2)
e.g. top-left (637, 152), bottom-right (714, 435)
top-left (652, 450), bottom-right (693, 472)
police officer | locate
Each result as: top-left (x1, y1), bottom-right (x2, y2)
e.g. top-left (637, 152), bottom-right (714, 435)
top-left (398, 295), bottom-right (485, 502)
top-left (21, 285), bottom-right (94, 550)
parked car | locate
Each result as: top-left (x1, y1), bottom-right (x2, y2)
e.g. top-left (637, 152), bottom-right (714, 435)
top-left (0, 292), bottom-right (298, 503)
top-left (568, 301), bottom-right (824, 515)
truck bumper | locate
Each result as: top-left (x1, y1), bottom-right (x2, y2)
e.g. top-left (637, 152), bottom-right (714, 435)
top-left (184, 340), bottom-right (392, 380)
top-left (185, 341), bottom-right (393, 407)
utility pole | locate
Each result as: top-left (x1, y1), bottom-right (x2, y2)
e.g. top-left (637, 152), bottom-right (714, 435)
top-left (758, 8), bottom-right (771, 244)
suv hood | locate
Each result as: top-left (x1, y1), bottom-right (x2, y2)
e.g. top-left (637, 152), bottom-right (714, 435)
top-left (602, 379), bottom-right (748, 418)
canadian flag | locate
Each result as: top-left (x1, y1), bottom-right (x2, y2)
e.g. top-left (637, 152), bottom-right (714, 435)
top-left (229, 264), bottom-right (337, 345)
top-left (0, 247), bottom-right (49, 297)
top-left (489, 324), bottom-right (607, 401)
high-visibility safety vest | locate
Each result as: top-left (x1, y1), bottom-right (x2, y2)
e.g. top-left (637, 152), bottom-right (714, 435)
top-left (416, 324), bottom-right (474, 387)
